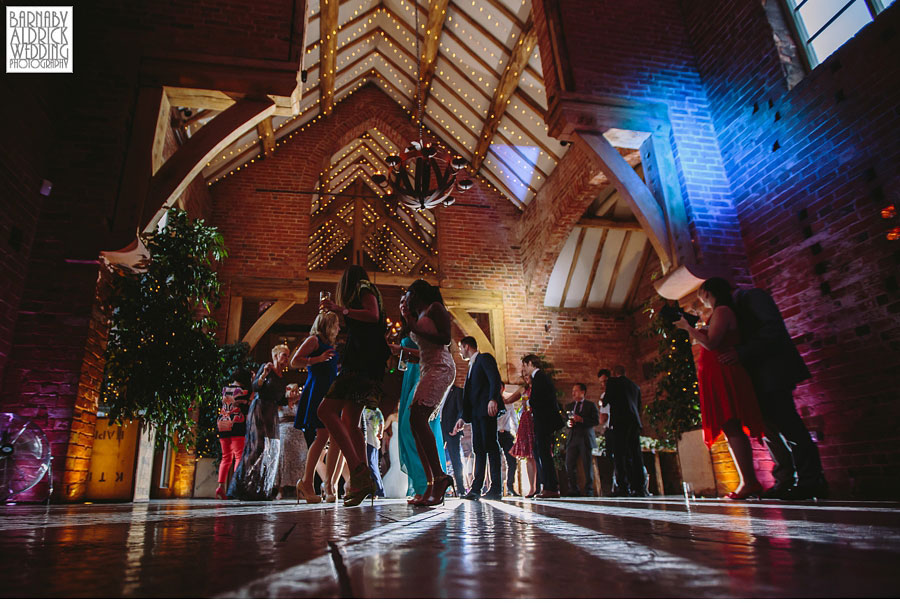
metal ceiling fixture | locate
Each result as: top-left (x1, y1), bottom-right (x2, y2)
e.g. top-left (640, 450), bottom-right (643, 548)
top-left (370, 0), bottom-right (472, 211)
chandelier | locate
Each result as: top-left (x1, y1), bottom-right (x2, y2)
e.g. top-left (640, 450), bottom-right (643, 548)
top-left (372, 141), bottom-right (472, 211)
top-left (369, 0), bottom-right (472, 211)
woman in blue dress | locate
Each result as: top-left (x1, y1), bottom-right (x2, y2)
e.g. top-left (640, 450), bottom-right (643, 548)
top-left (291, 311), bottom-right (340, 503)
top-left (392, 334), bottom-right (448, 503)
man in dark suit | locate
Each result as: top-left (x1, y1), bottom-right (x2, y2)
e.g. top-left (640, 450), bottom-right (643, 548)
top-left (521, 354), bottom-right (564, 498)
top-left (440, 385), bottom-right (466, 496)
top-left (564, 383), bottom-right (600, 496)
top-left (454, 336), bottom-right (504, 501)
top-left (604, 365), bottom-right (648, 497)
top-left (725, 286), bottom-right (828, 500)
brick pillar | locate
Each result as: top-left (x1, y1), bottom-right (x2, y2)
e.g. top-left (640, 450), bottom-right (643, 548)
top-left (61, 269), bottom-right (111, 501)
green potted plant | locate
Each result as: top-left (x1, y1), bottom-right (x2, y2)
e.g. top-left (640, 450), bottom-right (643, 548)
top-left (101, 208), bottom-right (228, 451)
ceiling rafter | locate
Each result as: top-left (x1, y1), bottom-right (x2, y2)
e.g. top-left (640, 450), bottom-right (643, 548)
top-left (447, 3), bottom-right (508, 60)
top-left (604, 231), bottom-right (632, 308)
top-left (493, 130), bottom-right (549, 180)
top-left (441, 25), bottom-right (502, 83)
top-left (330, 143), bottom-right (389, 175)
top-left (577, 217), bottom-right (643, 231)
top-left (485, 147), bottom-right (536, 196)
top-left (416, 0), bottom-right (451, 122)
top-left (483, 0), bottom-right (524, 30)
top-left (559, 227), bottom-right (587, 308)
top-left (502, 109), bottom-right (557, 161)
top-left (319, 0), bottom-right (340, 115)
top-left (624, 241), bottom-right (652, 310)
top-left (432, 53), bottom-right (492, 115)
top-left (471, 17), bottom-right (537, 172)
top-left (306, 25), bottom-right (381, 79)
top-left (256, 116), bottom-right (276, 159)
top-left (581, 229), bottom-right (610, 308)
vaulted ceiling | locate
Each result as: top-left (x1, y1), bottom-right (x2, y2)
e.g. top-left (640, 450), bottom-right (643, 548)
top-left (173, 0), bottom-right (654, 312)
top-left (198, 0), bottom-right (567, 208)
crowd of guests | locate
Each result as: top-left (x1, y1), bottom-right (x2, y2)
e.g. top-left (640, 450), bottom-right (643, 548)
top-left (215, 266), bottom-right (828, 505)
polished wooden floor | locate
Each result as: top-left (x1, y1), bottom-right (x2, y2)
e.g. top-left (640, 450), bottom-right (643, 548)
top-left (2, 495), bottom-right (899, 597)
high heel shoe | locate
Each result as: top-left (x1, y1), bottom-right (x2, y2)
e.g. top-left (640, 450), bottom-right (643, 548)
top-left (324, 485), bottom-right (337, 503)
top-left (415, 474), bottom-right (453, 507)
top-left (296, 479), bottom-right (322, 504)
top-left (343, 464), bottom-right (377, 507)
top-left (726, 482), bottom-right (763, 500)
top-left (215, 486), bottom-right (226, 500)
top-left (407, 494), bottom-right (425, 505)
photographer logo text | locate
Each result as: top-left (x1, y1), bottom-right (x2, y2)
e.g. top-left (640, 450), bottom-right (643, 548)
top-left (6, 6), bottom-right (72, 73)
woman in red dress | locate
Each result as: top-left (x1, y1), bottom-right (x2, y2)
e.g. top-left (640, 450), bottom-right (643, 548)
top-left (507, 371), bottom-right (537, 497)
top-left (675, 278), bottom-right (765, 499)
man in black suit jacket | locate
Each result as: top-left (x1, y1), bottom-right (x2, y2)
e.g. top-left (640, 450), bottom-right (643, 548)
top-left (454, 336), bottom-right (504, 501)
top-left (604, 365), bottom-right (648, 497)
top-left (440, 385), bottom-right (466, 496)
top-left (522, 354), bottom-right (564, 498)
top-left (564, 383), bottom-right (600, 496)
top-left (727, 286), bottom-right (827, 499)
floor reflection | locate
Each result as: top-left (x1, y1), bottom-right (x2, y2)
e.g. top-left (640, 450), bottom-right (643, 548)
top-left (0, 496), bottom-right (898, 598)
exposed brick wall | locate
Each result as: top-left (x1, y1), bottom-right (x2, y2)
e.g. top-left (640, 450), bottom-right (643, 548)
top-left (516, 137), bottom-right (608, 296)
top-left (532, 0), bottom-right (747, 268)
top-left (683, 0), bottom-right (900, 498)
top-left (209, 85), bottom-right (637, 405)
top-left (61, 272), bottom-right (111, 501)
top-left (0, 79), bottom-right (52, 383)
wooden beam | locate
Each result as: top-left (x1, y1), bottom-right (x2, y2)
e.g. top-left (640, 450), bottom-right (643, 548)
top-left (143, 54), bottom-right (300, 115)
top-left (151, 93), bottom-right (172, 174)
top-left (471, 18), bottom-right (537, 173)
top-left (226, 295), bottom-right (243, 344)
top-left (242, 300), bottom-right (296, 351)
top-left (580, 228), bottom-right (609, 307)
top-left (442, 288), bottom-right (504, 310)
top-left (624, 241), bottom-right (652, 311)
top-left (231, 276), bottom-right (310, 302)
top-left (308, 270), bottom-right (438, 287)
top-left (257, 116), bottom-right (276, 158)
top-left (107, 87), bottom-right (164, 251)
top-left (647, 130), bottom-right (695, 268)
top-left (489, 306), bottom-right (509, 382)
top-left (447, 307), bottom-right (496, 361)
top-left (577, 217), bottom-right (643, 231)
top-left (577, 132), bottom-right (672, 270)
top-left (559, 227), bottom-right (586, 308)
top-left (416, 0), bottom-right (451, 120)
top-left (603, 230), bottom-right (632, 309)
top-left (319, 0), bottom-right (339, 115)
top-left (143, 97), bottom-right (277, 230)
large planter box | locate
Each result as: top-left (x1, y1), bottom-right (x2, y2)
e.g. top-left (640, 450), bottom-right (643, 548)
top-left (676, 428), bottom-right (718, 497)
top-left (193, 457), bottom-right (219, 498)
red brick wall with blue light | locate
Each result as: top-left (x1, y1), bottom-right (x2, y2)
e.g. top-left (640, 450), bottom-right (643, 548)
top-left (683, 0), bottom-right (900, 498)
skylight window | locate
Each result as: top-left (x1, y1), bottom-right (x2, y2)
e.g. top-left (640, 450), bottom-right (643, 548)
top-left (783, 0), bottom-right (895, 68)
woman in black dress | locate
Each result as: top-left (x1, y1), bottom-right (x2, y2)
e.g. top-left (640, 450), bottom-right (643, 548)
top-left (319, 265), bottom-right (391, 506)
top-left (229, 344), bottom-right (300, 500)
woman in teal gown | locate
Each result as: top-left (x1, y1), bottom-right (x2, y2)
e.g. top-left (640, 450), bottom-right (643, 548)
top-left (394, 335), bottom-right (446, 499)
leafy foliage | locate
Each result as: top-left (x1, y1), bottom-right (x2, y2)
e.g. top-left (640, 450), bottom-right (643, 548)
top-left (639, 297), bottom-right (701, 449)
top-left (101, 209), bottom-right (227, 448)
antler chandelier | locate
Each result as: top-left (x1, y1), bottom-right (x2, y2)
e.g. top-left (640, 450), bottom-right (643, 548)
top-left (372, 141), bottom-right (472, 211)
top-left (370, 0), bottom-right (472, 211)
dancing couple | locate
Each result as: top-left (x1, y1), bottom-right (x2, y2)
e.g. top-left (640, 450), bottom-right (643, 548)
top-left (305, 266), bottom-right (455, 507)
